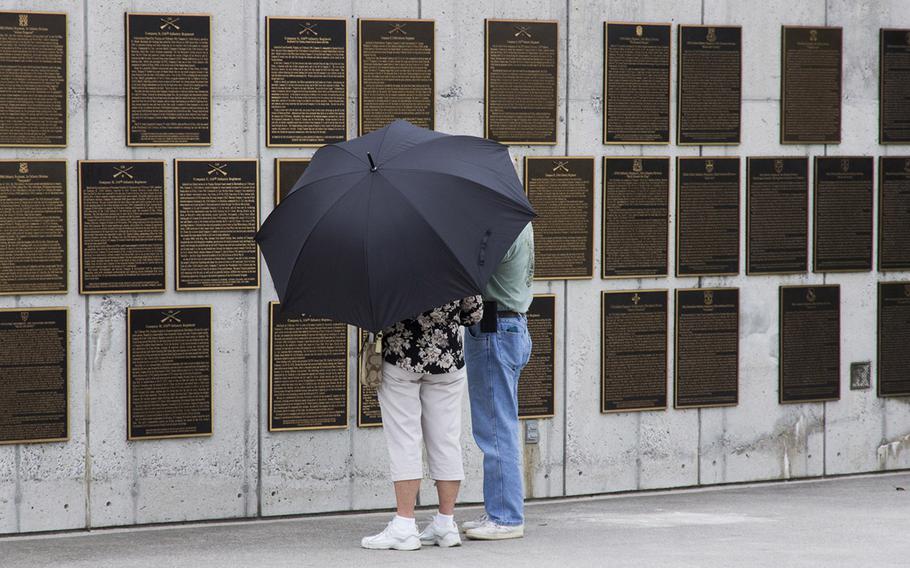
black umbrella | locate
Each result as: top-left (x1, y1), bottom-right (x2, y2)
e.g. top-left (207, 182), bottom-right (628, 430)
top-left (256, 120), bottom-right (535, 332)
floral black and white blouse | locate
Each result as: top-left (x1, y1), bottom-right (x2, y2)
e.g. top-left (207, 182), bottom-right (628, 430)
top-left (382, 296), bottom-right (484, 374)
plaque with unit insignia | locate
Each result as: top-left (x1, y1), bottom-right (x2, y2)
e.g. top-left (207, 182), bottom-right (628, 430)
top-left (0, 308), bottom-right (68, 444)
top-left (601, 290), bottom-right (667, 413)
top-left (175, 159), bottom-right (260, 291)
top-left (0, 11), bottom-right (67, 147)
top-left (356, 329), bottom-right (382, 427)
top-left (602, 157), bottom-right (669, 278)
top-left (127, 306), bottom-right (212, 440)
top-left (677, 25), bottom-right (742, 145)
top-left (126, 13), bottom-right (211, 146)
top-left (274, 158), bottom-right (311, 205)
top-left (269, 302), bottom-right (349, 431)
top-left (813, 157), bottom-right (873, 273)
top-left (676, 157), bottom-right (740, 277)
top-left (358, 19), bottom-right (434, 135)
top-left (880, 29), bottom-right (910, 144)
top-left (485, 19), bottom-right (558, 145)
top-left (746, 157), bottom-right (809, 275)
top-left (78, 161), bottom-right (166, 294)
top-left (524, 157), bottom-right (594, 280)
top-left (266, 17), bottom-right (347, 147)
top-left (781, 26), bottom-right (842, 144)
top-left (604, 22), bottom-right (671, 144)
top-left (878, 282), bottom-right (910, 398)
top-left (779, 285), bottom-right (840, 403)
top-left (675, 288), bottom-right (739, 409)
top-left (878, 157), bottom-right (910, 271)
top-left (0, 160), bottom-right (67, 295)
top-left (520, 295), bottom-right (555, 419)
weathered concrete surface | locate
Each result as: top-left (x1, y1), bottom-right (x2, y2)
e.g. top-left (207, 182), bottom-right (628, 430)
top-left (2, 473), bottom-right (909, 568)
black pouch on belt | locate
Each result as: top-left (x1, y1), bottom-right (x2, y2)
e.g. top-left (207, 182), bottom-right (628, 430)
top-left (481, 300), bottom-right (498, 333)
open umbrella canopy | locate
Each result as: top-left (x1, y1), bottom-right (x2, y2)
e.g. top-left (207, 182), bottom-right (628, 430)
top-left (256, 120), bottom-right (535, 332)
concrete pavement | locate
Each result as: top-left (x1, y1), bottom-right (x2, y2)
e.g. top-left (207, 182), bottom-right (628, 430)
top-left (1, 472), bottom-right (908, 568)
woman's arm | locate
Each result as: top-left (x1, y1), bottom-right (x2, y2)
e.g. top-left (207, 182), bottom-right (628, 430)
top-left (458, 295), bottom-right (484, 326)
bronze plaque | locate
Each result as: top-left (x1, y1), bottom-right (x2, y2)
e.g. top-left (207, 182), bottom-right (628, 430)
top-left (485, 20), bottom-right (558, 145)
top-left (269, 302), bottom-right (348, 431)
top-left (602, 157), bottom-right (669, 278)
top-left (519, 295), bottom-right (555, 419)
top-left (127, 306), bottom-right (212, 440)
top-left (746, 157), bottom-right (808, 275)
top-left (675, 288), bottom-right (739, 409)
top-left (878, 157), bottom-right (910, 271)
top-left (126, 13), bottom-right (211, 146)
top-left (357, 329), bottom-right (382, 427)
top-left (358, 19), bottom-right (434, 135)
top-left (678, 25), bottom-right (741, 145)
top-left (0, 308), bottom-right (67, 444)
top-left (604, 22), bottom-right (671, 144)
top-left (779, 285), bottom-right (840, 403)
top-left (781, 26), bottom-right (842, 144)
top-left (0, 11), bottom-right (66, 147)
top-left (813, 156), bottom-right (873, 273)
top-left (525, 157), bottom-right (594, 280)
top-left (880, 29), bottom-right (910, 144)
top-left (676, 157), bottom-right (740, 276)
top-left (878, 281), bottom-right (910, 398)
top-left (78, 161), bottom-right (165, 294)
top-left (274, 158), bottom-right (311, 205)
top-left (601, 290), bottom-right (667, 413)
top-left (266, 17), bottom-right (347, 147)
top-left (175, 159), bottom-right (260, 291)
top-left (0, 160), bottom-right (67, 295)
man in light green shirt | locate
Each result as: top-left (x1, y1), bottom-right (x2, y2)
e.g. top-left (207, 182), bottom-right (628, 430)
top-left (482, 223), bottom-right (535, 313)
top-left (462, 222), bottom-right (534, 540)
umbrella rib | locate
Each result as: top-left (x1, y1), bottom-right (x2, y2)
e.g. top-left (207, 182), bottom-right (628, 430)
top-left (379, 174), bottom-right (483, 292)
top-left (383, 167), bottom-right (533, 214)
top-left (283, 170), bottom-right (363, 200)
top-left (378, 133), bottom-right (498, 164)
top-left (363, 174), bottom-right (376, 330)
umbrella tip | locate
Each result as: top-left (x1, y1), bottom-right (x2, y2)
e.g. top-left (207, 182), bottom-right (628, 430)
top-left (367, 152), bottom-right (377, 172)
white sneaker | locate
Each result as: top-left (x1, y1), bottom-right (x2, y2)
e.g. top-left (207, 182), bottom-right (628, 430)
top-left (361, 521), bottom-right (422, 550)
top-left (419, 518), bottom-right (461, 547)
top-left (461, 513), bottom-right (488, 531)
top-left (464, 519), bottom-right (525, 541)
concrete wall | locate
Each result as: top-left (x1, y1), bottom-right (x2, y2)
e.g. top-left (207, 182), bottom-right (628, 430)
top-left (1, 0), bottom-right (908, 535)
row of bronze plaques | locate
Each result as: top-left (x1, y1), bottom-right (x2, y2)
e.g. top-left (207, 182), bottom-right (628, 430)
top-left (0, 296), bottom-right (554, 444)
top-left (602, 284), bottom-right (910, 412)
top-left (523, 155), bottom-right (910, 280)
top-left (3, 155), bottom-right (908, 296)
top-left (0, 159), bottom-right (261, 295)
top-left (5, 11), bottom-right (910, 147)
top-left (5, 284), bottom-right (910, 445)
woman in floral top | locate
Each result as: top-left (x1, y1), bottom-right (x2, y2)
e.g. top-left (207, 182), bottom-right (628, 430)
top-left (361, 296), bottom-right (483, 551)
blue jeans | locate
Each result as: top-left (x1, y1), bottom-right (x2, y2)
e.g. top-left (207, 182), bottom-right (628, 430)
top-left (464, 315), bottom-right (532, 526)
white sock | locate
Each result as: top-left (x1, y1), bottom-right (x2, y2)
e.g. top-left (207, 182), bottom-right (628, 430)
top-left (392, 515), bottom-right (416, 531)
top-left (434, 512), bottom-right (455, 527)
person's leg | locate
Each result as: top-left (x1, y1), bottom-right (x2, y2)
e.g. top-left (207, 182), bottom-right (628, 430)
top-left (362, 363), bottom-right (423, 550)
top-left (464, 317), bottom-right (532, 530)
top-left (435, 480), bottom-right (460, 516)
top-left (418, 367), bottom-right (467, 547)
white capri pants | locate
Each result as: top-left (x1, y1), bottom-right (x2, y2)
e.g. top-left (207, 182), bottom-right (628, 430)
top-left (377, 362), bottom-right (467, 482)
